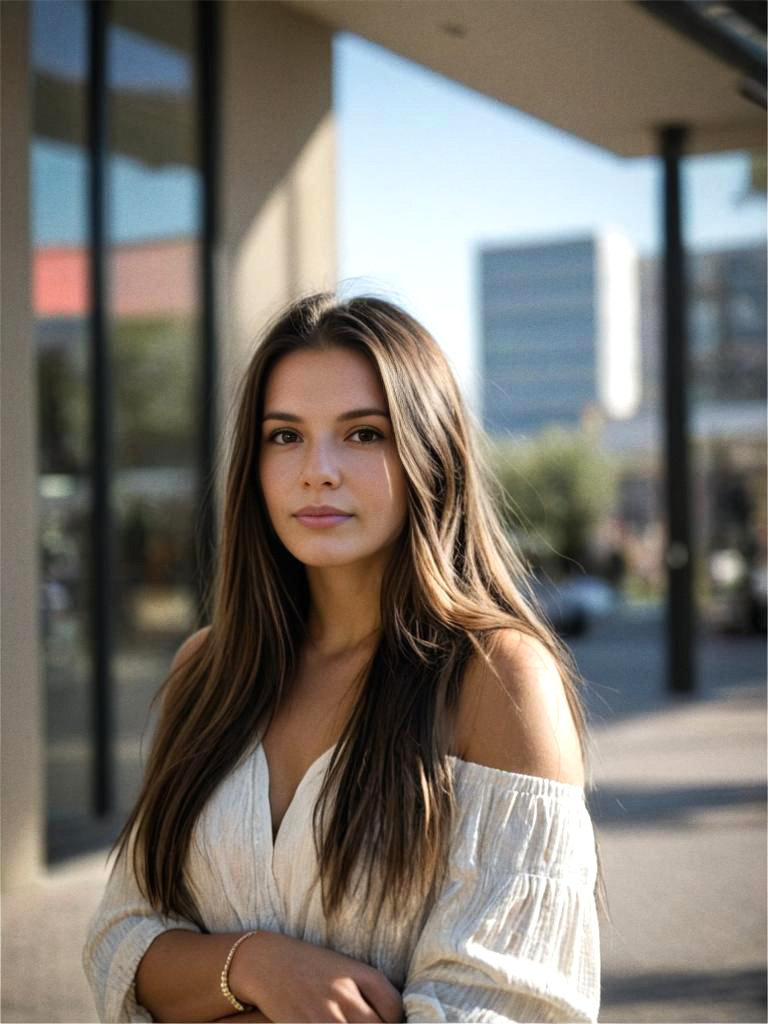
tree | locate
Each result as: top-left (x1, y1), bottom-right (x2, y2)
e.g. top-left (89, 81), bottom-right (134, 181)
top-left (490, 425), bottom-right (618, 577)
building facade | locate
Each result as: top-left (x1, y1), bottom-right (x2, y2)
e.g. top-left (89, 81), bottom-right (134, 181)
top-left (605, 242), bottom-right (767, 597)
top-left (479, 232), bottom-right (640, 439)
top-left (639, 243), bottom-right (767, 408)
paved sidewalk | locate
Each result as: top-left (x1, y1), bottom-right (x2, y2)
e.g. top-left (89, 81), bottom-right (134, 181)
top-left (1, 848), bottom-right (112, 1023)
top-left (570, 608), bottom-right (767, 1024)
top-left (2, 609), bottom-right (765, 1023)
top-left (590, 683), bottom-right (766, 1023)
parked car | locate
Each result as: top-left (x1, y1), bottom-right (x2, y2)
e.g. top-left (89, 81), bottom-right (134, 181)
top-left (709, 550), bottom-right (767, 634)
top-left (529, 573), bottom-right (618, 637)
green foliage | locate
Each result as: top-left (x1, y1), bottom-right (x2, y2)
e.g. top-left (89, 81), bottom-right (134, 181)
top-left (38, 339), bottom-right (90, 473)
top-left (37, 314), bottom-right (200, 471)
top-left (490, 425), bottom-right (618, 574)
top-left (114, 315), bottom-right (198, 465)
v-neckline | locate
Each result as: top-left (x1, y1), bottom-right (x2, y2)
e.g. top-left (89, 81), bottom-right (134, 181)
top-left (258, 739), bottom-right (338, 849)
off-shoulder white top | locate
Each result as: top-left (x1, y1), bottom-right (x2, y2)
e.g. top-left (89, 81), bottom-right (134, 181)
top-left (82, 731), bottom-right (601, 1023)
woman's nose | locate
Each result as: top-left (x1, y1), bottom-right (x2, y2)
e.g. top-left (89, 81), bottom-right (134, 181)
top-left (301, 441), bottom-right (341, 487)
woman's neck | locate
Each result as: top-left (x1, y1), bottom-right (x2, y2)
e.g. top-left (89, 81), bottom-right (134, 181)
top-left (304, 560), bottom-right (384, 656)
top-left (304, 624), bottom-right (380, 660)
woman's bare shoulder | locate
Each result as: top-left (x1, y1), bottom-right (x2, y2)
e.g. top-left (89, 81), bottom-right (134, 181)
top-left (455, 627), bottom-right (585, 788)
top-left (170, 625), bottom-right (211, 674)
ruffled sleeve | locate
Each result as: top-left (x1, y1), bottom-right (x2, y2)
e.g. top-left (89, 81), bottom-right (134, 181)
top-left (81, 833), bottom-right (202, 1023)
top-left (401, 758), bottom-right (601, 1023)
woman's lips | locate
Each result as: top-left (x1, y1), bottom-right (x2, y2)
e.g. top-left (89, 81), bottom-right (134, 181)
top-left (294, 513), bottom-right (353, 529)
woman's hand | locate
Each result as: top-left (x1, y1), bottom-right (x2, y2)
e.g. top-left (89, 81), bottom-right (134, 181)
top-left (228, 931), bottom-right (404, 1023)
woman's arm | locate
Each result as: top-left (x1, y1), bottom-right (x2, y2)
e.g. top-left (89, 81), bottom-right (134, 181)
top-left (138, 928), bottom-right (404, 1024)
top-left (135, 929), bottom-right (274, 1023)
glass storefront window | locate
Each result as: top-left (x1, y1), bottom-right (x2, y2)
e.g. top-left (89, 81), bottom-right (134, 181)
top-left (31, 0), bottom-right (93, 852)
top-left (107, 1), bottom-right (203, 814)
top-left (32, 0), bottom-right (205, 858)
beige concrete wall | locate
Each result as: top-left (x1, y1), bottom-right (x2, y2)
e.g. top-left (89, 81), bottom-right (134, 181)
top-left (1, 0), bottom-right (44, 893)
top-left (216, 0), bottom-right (337, 490)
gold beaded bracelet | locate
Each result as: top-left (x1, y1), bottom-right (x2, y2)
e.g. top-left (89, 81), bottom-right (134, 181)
top-left (220, 930), bottom-right (257, 1013)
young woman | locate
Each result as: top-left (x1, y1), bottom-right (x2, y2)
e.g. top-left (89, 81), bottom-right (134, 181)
top-left (83, 292), bottom-right (608, 1023)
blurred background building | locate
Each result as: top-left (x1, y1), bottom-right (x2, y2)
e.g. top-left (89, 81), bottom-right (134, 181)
top-left (600, 240), bottom-right (767, 610)
top-left (479, 227), bottom-right (766, 629)
top-left (480, 232), bottom-right (640, 438)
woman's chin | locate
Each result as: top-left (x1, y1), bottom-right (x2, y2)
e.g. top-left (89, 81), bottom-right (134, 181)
top-left (290, 542), bottom-right (382, 569)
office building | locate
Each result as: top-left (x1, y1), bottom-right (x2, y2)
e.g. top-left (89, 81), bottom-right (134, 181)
top-left (479, 232), bottom-right (640, 438)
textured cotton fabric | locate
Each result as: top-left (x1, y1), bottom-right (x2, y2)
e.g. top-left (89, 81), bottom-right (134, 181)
top-left (82, 732), bottom-right (601, 1023)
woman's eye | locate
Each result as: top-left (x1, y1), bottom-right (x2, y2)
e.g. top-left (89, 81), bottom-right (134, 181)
top-left (268, 429), bottom-right (299, 445)
top-left (349, 428), bottom-right (383, 444)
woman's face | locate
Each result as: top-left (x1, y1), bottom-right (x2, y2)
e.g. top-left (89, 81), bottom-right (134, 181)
top-left (258, 346), bottom-right (409, 568)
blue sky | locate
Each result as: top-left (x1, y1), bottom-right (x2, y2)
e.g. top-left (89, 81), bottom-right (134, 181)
top-left (334, 32), bottom-right (766, 406)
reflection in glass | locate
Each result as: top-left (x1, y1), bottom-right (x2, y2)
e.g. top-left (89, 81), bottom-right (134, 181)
top-left (32, 0), bottom-right (204, 856)
top-left (107, 1), bottom-right (202, 813)
top-left (31, 0), bottom-right (93, 849)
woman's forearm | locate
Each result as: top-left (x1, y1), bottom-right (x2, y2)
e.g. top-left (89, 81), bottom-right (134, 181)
top-left (135, 928), bottom-right (272, 1023)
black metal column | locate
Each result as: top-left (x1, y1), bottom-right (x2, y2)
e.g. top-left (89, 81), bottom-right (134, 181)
top-left (88, 0), bottom-right (113, 813)
top-left (660, 124), bottom-right (696, 695)
top-left (196, 0), bottom-right (219, 618)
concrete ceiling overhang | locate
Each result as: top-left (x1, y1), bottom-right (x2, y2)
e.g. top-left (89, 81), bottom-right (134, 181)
top-left (286, 0), bottom-right (766, 157)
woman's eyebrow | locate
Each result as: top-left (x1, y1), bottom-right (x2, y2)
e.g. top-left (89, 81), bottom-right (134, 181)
top-left (262, 408), bottom-right (391, 423)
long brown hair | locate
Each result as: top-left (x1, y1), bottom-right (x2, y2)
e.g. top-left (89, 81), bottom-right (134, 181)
top-left (110, 290), bottom-right (610, 931)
